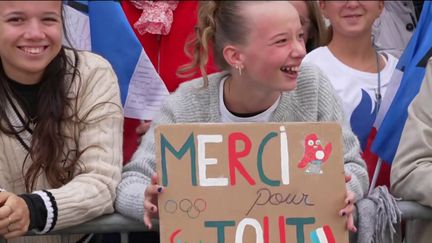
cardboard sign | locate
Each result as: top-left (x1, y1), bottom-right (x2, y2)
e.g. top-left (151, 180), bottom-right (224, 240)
top-left (155, 122), bottom-right (348, 243)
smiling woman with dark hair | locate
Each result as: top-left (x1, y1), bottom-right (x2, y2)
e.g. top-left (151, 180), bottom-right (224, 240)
top-left (0, 1), bottom-right (123, 242)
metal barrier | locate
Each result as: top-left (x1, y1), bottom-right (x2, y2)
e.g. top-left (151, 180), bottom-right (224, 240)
top-left (1, 201), bottom-right (432, 243)
top-left (396, 201), bottom-right (432, 220)
top-left (0, 215), bottom-right (156, 243)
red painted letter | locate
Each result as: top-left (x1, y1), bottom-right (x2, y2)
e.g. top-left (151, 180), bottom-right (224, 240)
top-left (263, 216), bottom-right (269, 243)
top-left (279, 216), bottom-right (286, 243)
top-left (228, 132), bottom-right (255, 185)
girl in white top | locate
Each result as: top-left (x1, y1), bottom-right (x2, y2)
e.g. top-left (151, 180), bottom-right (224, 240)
top-left (303, 1), bottom-right (398, 187)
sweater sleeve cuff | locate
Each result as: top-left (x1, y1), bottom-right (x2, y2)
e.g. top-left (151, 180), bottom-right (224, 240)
top-left (31, 190), bottom-right (58, 234)
top-left (18, 193), bottom-right (46, 231)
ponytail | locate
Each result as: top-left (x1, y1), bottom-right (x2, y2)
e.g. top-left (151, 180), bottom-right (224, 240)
top-left (177, 1), bottom-right (218, 87)
top-left (177, 1), bottom-right (249, 87)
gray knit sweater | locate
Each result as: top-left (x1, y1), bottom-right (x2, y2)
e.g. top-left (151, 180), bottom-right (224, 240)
top-left (115, 63), bottom-right (369, 222)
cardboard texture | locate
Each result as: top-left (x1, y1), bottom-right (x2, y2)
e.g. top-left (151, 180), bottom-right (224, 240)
top-left (155, 122), bottom-right (348, 243)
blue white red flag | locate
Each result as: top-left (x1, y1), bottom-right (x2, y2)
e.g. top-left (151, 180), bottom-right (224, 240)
top-left (310, 225), bottom-right (336, 243)
top-left (63, 1), bottom-right (169, 120)
top-left (372, 1), bottom-right (432, 163)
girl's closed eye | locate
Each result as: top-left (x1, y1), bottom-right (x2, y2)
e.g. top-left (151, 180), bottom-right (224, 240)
top-left (42, 17), bottom-right (60, 23)
top-left (275, 38), bottom-right (287, 45)
top-left (6, 16), bottom-right (24, 24)
top-left (42, 17), bottom-right (59, 22)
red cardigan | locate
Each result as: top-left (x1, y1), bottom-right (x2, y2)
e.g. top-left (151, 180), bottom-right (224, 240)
top-left (121, 1), bottom-right (218, 163)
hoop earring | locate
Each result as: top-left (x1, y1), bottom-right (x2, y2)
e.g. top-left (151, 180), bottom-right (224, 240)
top-left (236, 65), bottom-right (243, 76)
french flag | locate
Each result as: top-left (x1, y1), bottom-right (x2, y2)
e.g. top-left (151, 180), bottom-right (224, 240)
top-left (371, 1), bottom-right (432, 164)
top-left (309, 225), bottom-right (335, 243)
top-left (63, 1), bottom-right (169, 120)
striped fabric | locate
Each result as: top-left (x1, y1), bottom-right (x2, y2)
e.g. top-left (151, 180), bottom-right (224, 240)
top-left (309, 225), bottom-right (336, 243)
top-left (64, 1), bottom-right (169, 120)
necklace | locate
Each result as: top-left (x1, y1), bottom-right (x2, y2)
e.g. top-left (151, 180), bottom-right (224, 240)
top-left (374, 49), bottom-right (382, 115)
top-left (30, 115), bottom-right (38, 124)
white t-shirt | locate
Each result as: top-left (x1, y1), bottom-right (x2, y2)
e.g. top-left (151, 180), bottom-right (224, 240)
top-left (303, 46), bottom-right (398, 149)
top-left (219, 77), bottom-right (280, 123)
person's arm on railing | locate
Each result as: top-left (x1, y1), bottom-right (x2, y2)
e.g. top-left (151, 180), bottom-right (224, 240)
top-left (115, 98), bottom-right (176, 225)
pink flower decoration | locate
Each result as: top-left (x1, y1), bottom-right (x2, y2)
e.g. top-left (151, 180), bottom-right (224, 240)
top-left (130, 0), bottom-right (179, 35)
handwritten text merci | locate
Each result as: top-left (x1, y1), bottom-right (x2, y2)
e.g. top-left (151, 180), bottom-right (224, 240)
top-left (160, 126), bottom-right (290, 187)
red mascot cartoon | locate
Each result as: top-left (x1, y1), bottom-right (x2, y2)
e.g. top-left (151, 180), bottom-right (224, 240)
top-left (297, 133), bottom-right (332, 174)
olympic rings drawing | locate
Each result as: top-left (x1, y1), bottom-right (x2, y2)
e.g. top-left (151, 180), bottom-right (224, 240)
top-left (164, 200), bottom-right (177, 214)
top-left (164, 198), bottom-right (207, 219)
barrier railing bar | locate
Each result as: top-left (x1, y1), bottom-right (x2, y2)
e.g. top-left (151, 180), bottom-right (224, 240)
top-left (397, 201), bottom-right (432, 220)
top-left (0, 201), bottom-right (431, 242)
top-left (121, 232), bottom-right (129, 243)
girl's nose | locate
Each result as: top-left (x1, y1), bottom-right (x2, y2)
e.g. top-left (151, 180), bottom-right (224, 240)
top-left (292, 39), bottom-right (306, 59)
top-left (345, 0), bottom-right (361, 9)
top-left (23, 20), bottom-right (46, 40)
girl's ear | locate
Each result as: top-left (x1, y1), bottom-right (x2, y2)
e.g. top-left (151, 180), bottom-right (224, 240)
top-left (222, 45), bottom-right (244, 70)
